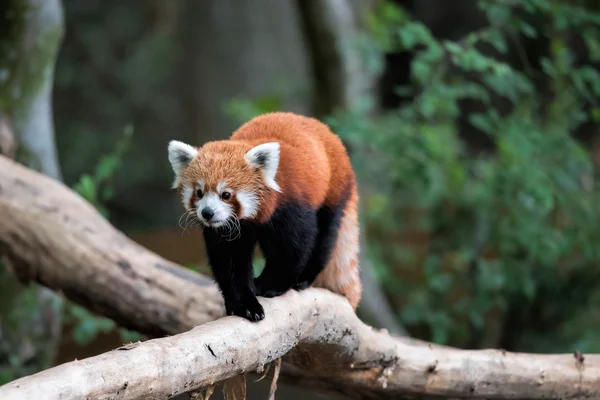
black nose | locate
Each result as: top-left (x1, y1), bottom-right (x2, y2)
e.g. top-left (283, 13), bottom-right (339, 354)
top-left (201, 207), bottom-right (214, 220)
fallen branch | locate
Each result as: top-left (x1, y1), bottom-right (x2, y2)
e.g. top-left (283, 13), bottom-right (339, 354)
top-left (1, 286), bottom-right (599, 400)
top-left (0, 289), bottom-right (371, 400)
top-left (0, 154), bottom-right (599, 399)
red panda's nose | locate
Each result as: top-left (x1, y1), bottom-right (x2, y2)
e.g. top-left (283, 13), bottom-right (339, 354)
top-left (201, 207), bottom-right (215, 220)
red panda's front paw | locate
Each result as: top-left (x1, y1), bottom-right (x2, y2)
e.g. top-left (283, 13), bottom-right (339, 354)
top-left (227, 295), bottom-right (265, 322)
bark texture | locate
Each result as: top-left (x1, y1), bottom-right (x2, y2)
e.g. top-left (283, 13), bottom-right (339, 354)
top-left (1, 285), bottom-right (598, 400)
top-left (0, 154), bottom-right (599, 399)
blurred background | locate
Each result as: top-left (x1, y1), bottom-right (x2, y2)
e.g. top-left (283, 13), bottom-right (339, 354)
top-left (1, 0), bottom-right (600, 398)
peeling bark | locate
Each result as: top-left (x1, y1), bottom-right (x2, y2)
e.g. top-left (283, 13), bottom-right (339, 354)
top-left (0, 155), bottom-right (599, 399)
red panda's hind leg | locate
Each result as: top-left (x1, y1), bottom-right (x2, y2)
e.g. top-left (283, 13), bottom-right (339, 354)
top-left (254, 203), bottom-right (318, 297)
top-left (293, 198), bottom-right (347, 291)
top-left (313, 190), bottom-right (361, 310)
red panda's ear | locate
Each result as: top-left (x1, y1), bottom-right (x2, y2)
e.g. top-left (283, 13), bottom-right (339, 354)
top-left (244, 142), bottom-right (281, 192)
top-left (168, 140), bottom-right (198, 188)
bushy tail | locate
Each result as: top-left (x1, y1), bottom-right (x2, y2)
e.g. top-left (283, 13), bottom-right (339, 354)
top-left (313, 190), bottom-right (362, 309)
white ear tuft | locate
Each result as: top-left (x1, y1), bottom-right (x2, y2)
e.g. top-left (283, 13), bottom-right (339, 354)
top-left (245, 142), bottom-right (281, 192)
top-left (168, 140), bottom-right (198, 188)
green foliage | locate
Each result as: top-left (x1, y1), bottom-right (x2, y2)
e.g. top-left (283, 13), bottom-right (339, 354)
top-left (73, 124), bottom-right (133, 217)
top-left (53, 2), bottom-right (181, 232)
top-left (67, 125), bottom-right (141, 346)
top-left (327, 0), bottom-right (600, 351)
top-left (63, 303), bottom-right (141, 347)
top-left (223, 95), bottom-right (284, 125)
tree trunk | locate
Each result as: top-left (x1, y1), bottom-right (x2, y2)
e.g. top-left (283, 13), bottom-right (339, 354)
top-left (0, 0), bottom-right (65, 383)
top-left (177, 0), bottom-right (312, 142)
top-left (296, 0), bottom-right (405, 336)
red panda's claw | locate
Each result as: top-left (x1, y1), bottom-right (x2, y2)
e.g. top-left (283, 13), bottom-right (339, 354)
top-left (244, 301), bottom-right (265, 322)
top-left (228, 295), bottom-right (265, 322)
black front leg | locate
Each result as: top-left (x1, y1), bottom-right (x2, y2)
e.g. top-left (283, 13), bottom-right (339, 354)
top-left (203, 225), bottom-right (264, 322)
top-left (255, 204), bottom-right (318, 298)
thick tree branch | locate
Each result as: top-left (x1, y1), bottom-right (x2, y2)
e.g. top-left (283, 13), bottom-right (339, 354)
top-left (0, 154), bottom-right (599, 399)
top-left (2, 287), bottom-right (600, 400)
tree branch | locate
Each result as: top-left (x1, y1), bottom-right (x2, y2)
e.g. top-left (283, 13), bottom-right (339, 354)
top-left (1, 289), bottom-right (599, 400)
top-left (0, 154), bottom-right (599, 399)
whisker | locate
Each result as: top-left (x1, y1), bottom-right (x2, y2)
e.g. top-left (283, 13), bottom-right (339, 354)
top-left (177, 211), bottom-right (190, 231)
top-left (224, 212), bottom-right (242, 241)
top-left (178, 209), bottom-right (203, 237)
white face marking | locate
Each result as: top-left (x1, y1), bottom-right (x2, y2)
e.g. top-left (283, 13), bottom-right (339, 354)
top-left (186, 181), bottom-right (232, 227)
top-left (196, 192), bottom-right (233, 227)
top-left (237, 190), bottom-right (259, 219)
top-left (181, 184), bottom-right (194, 211)
top-left (179, 180), bottom-right (258, 227)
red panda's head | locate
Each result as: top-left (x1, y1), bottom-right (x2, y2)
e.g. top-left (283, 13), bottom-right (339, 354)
top-left (167, 139), bottom-right (280, 228)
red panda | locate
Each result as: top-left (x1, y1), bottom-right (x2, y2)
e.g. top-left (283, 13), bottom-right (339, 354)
top-left (168, 112), bottom-right (361, 321)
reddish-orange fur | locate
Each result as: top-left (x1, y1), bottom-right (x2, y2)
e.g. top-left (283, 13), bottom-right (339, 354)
top-left (182, 112), bottom-right (362, 309)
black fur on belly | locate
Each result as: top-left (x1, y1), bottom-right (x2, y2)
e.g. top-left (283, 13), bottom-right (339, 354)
top-left (202, 190), bottom-right (351, 322)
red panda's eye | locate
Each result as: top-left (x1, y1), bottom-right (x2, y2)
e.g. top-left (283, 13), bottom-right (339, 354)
top-left (196, 189), bottom-right (203, 198)
top-left (221, 191), bottom-right (231, 200)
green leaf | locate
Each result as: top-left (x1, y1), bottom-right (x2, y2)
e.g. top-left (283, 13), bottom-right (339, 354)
top-left (120, 329), bottom-right (142, 342)
top-left (96, 156), bottom-right (118, 181)
top-left (444, 41), bottom-right (462, 54)
top-left (484, 4), bottom-right (511, 26)
top-left (519, 21), bottom-right (537, 38)
top-left (469, 113), bottom-right (494, 133)
top-left (486, 30), bottom-right (508, 54)
top-left (76, 175), bottom-right (97, 202)
top-left (411, 60), bottom-right (433, 84)
top-left (429, 274), bottom-right (452, 293)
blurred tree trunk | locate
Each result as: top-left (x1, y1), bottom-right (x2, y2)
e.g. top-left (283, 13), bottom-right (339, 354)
top-left (52, 0), bottom-right (313, 232)
top-left (296, 0), bottom-right (379, 116)
top-left (296, 0), bottom-right (406, 336)
top-left (177, 0), bottom-right (312, 143)
top-left (0, 0), bottom-right (65, 382)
